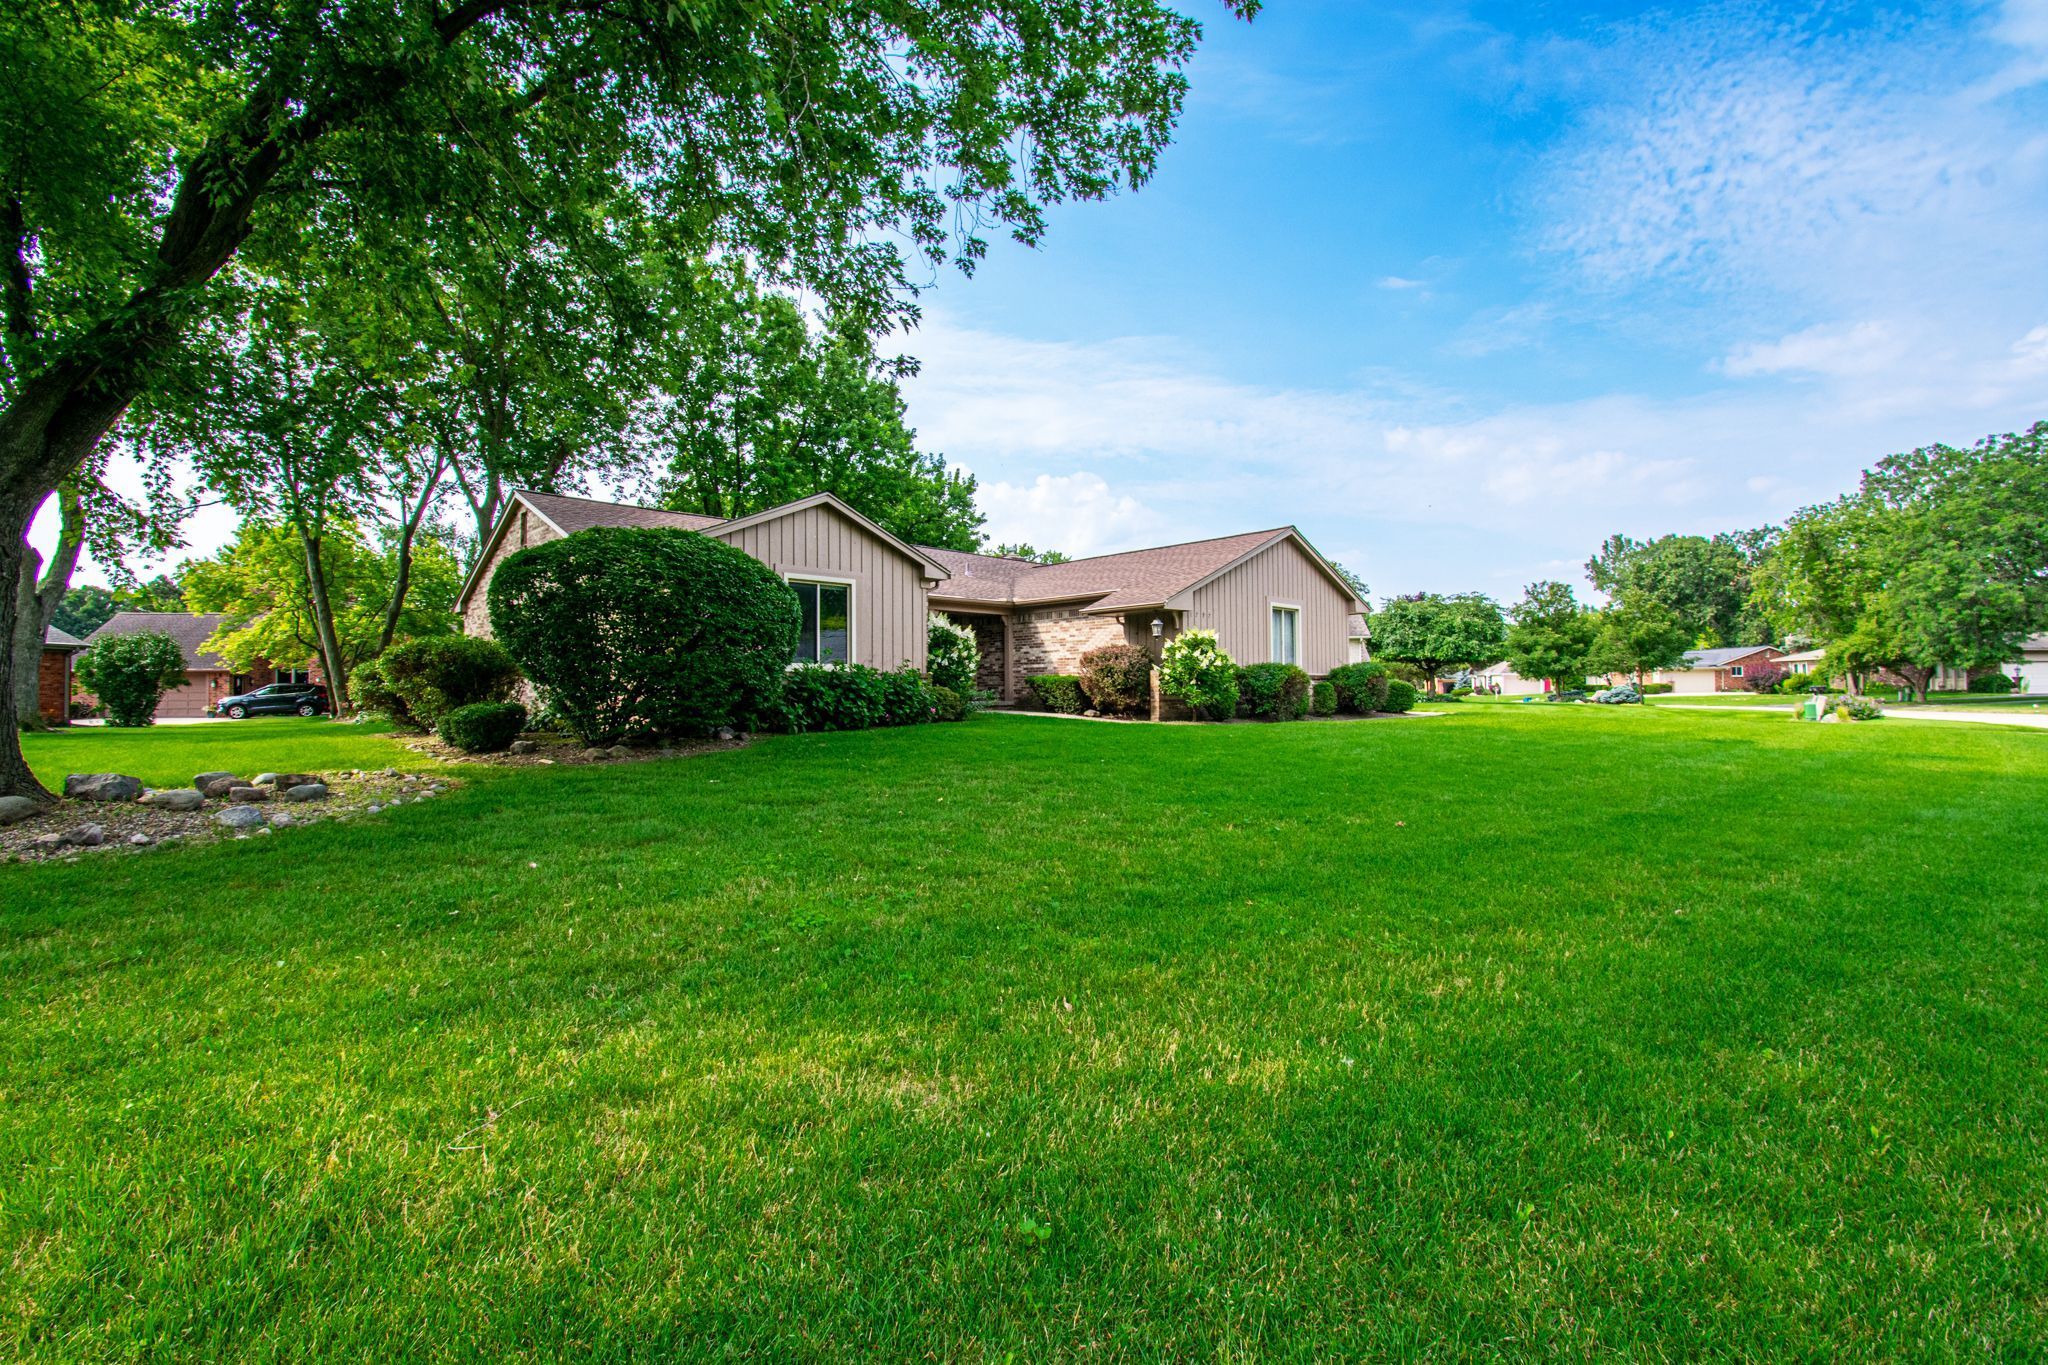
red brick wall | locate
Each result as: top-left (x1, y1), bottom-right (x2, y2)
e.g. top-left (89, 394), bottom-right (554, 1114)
top-left (37, 649), bottom-right (72, 725)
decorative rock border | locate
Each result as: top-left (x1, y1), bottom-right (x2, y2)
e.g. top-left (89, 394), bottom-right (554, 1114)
top-left (2, 767), bottom-right (459, 865)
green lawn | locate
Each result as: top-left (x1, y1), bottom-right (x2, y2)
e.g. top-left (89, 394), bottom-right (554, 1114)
top-left (21, 717), bottom-right (447, 790)
top-left (5, 708), bottom-right (2047, 1358)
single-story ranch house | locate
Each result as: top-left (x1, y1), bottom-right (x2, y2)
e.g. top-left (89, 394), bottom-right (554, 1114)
top-left (1633, 645), bottom-right (1786, 694)
top-left (457, 490), bottom-right (1367, 699)
top-left (82, 612), bottom-right (319, 720)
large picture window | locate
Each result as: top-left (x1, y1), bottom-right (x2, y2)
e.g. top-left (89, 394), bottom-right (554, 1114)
top-left (790, 579), bottom-right (852, 664)
top-left (1271, 606), bottom-right (1300, 666)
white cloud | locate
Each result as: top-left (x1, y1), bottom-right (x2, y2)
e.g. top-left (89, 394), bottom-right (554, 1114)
top-left (1719, 321), bottom-right (1908, 379)
top-left (977, 473), bottom-right (1163, 558)
top-left (1377, 275), bottom-right (1426, 291)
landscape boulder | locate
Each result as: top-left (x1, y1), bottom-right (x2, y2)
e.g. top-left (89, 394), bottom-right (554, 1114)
top-left (216, 806), bottom-right (266, 829)
top-left (227, 786), bottom-right (269, 803)
top-left (64, 773), bottom-right (143, 803)
top-left (264, 773), bottom-right (320, 790)
top-left (283, 783), bottom-right (330, 802)
top-left (508, 739), bottom-right (538, 755)
top-left (201, 776), bottom-right (241, 799)
top-left (193, 771), bottom-right (236, 792)
top-left (0, 795), bottom-right (42, 827)
top-left (37, 824), bottom-right (106, 851)
top-left (140, 789), bottom-right (206, 812)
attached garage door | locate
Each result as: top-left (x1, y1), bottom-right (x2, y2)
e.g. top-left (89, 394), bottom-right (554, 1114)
top-left (1665, 670), bottom-right (1719, 695)
top-left (2016, 661), bottom-right (2048, 694)
top-left (155, 673), bottom-right (221, 719)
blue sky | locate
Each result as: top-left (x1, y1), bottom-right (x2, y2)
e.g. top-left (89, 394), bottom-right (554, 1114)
top-left (40, 0), bottom-right (2048, 602)
top-left (896, 0), bottom-right (2048, 599)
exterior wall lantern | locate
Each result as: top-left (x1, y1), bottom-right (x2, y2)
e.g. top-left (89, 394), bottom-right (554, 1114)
top-left (1150, 617), bottom-right (1165, 640)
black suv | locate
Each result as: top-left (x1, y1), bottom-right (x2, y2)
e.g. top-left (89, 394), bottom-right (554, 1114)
top-left (218, 682), bottom-right (330, 719)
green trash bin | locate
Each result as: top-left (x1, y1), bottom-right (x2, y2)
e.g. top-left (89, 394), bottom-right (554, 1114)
top-left (1802, 696), bottom-right (1823, 721)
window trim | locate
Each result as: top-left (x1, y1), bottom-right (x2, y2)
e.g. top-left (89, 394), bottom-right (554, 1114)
top-left (784, 573), bottom-right (857, 665)
top-left (1270, 602), bottom-right (1302, 666)
top-left (1729, 664), bottom-right (1744, 678)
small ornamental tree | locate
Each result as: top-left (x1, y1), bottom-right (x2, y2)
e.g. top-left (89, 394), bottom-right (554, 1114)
top-left (1587, 593), bottom-right (1691, 686)
top-left (927, 615), bottom-right (981, 695)
top-left (1159, 628), bottom-right (1239, 719)
top-left (75, 632), bottom-right (188, 727)
top-left (487, 528), bottom-right (797, 744)
top-left (1504, 581), bottom-right (1597, 693)
top-left (1371, 593), bottom-right (1508, 691)
top-left (1078, 644), bottom-right (1153, 715)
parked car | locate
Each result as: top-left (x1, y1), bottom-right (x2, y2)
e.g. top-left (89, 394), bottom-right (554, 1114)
top-left (217, 682), bottom-right (330, 719)
top-left (1591, 684), bottom-right (1642, 705)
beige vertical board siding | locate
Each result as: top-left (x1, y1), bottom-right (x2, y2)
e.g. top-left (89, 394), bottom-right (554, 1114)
top-left (1184, 538), bottom-right (1352, 675)
top-left (715, 503), bottom-right (930, 670)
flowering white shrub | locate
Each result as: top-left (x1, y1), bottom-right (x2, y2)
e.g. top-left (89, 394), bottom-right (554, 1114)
top-left (927, 613), bottom-right (981, 693)
top-left (1159, 628), bottom-right (1238, 719)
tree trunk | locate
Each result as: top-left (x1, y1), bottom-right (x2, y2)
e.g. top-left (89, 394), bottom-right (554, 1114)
top-left (11, 487), bottom-right (84, 729)
top-left (377, 462), bottom-right (446, 653)
top-left (299, 530), bottom-right (351, 715)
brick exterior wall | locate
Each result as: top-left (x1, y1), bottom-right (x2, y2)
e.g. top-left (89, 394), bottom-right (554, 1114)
top-left (37, 648), bottom-right (72, 724)
top-left (463, 506), bottom-right (561, 637)
top-left (1012, 608), bottom-right (1127, 677)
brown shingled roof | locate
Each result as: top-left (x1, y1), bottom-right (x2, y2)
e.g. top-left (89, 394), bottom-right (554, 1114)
top-left (85, 612), bottom-right (233, 670)
top-left (926, 528), bottom-right (1295, 612)
top-left (519, 489), bottom-right (727, 536)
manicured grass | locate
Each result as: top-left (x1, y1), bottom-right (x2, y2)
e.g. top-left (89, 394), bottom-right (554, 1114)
top-left (5, 708), bottom-right (2047, 1357)
top-left (22, 717), bottom-right (446, 790)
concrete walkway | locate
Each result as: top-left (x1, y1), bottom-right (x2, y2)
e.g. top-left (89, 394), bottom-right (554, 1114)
top-left (1658, 702), bottom-right (2048, 730)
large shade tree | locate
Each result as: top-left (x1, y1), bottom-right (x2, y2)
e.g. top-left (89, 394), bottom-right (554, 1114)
top-left (0, 0), bottom-right (1256, 797)
top-left (1587, 531), bottom-right (1770, 648)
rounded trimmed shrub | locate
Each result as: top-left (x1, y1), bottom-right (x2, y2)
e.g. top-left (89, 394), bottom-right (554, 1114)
top-left (439, 700), bottom-right (528, 753)
top-left (1079, 644), bottom-right (1153, 715)
top-left (1026, 675), bottom-right (1085, 714)
top-left (76, 631), bottom-right (189, 727)
top-left (1159, 628), bottom-right (1239, 719)
top-left (1325, 661), bottom-right (1390, 714)
top-left (1969, 672), bottom-right (2016, 694)
top-left (1237, 662), bottom-right (1311, 720)
top-left (930, 685), bottom-right (968, 722)
top-left (927, 614), bottom-right (981, 695)
top-left (1311, 680), bottom-right (1337, 716)
top-left (487, 527), bottom-right (798, 745)
top-left (1381, 678), bottom-right (1421, 713)
top-left (377, 635), bottom-right (521, 728)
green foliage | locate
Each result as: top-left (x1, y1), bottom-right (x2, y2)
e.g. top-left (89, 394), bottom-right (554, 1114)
top-left (347, 656), bottom-right (403, 722)
top-left (181, 520), bottom-right (462, 681)
top-left (488, 528), bottom-right (797, 745)
top-left (930, 686), bottom-right (968, 723)
top-left (1325, 662), bottom-right (1391, 714)
top-left (1159, 629), bottom-right (1239, 719)
top-left (1588, 532), bottom-right (1769, 648)
top-left (927, 615), bottom-right (981, 695)
top-left (1640, 682), bottom-right (1675, 695)
top-left (988, 544), bottom-right (1072, 565)
top-left (1311, 680), bottom-right (1337, 716)
top-left (1370, 594), bottom-right (1507, 685)
top-left (438, 701), bottom-right (529, 754)
top-left (1026, 675), bottom-right (1086, 714)
top-left (1833, 696), bottom-right (1886, 721)
top-left (1586, 594), bottom-right (1692, 683)
top-left (1381, 679), bottom-right (1421, 714)
top-left (1078, 644), bottom-right (1153, 716)
top-left (764, 664), bottom-right (932, 733)
top-left (1237, 663), bottom-right (1311, 720)
top-left (655, 263), bottom-right (985, 549)
top-left (51, 585), bottom-right (120, 638)
top-left (1753, 423), bottom-right (2048, 702)
top-left (1969, 672), bottom-right (2017, 694)
top-left (376, 636), bottom-right (521, 730)
top-left (1505, 581), bottom-right (1597, 693)
top-left (75, 632), bottom-right (187, 727)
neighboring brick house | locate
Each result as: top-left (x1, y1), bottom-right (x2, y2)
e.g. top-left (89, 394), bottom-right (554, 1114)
top-left (1638, 645), bottom-right (1786, 694)
top-left (457, 489), bottom-right (1367, 702)
top-left (81, 612), bottom-right (320, 719)
top-left (37, 626), bottom-right (85, 725)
